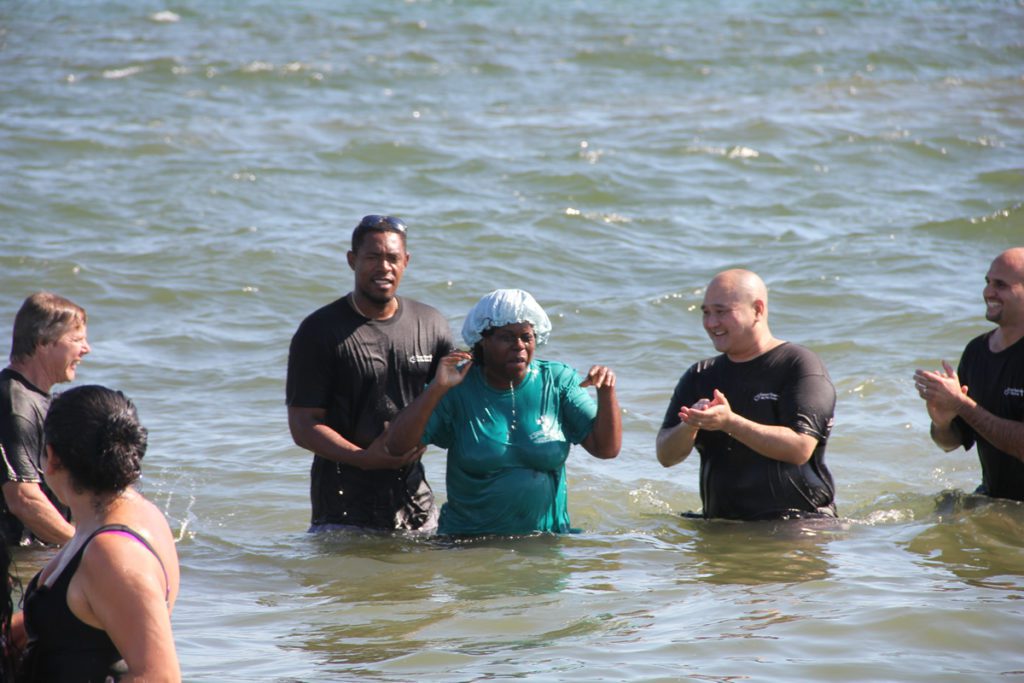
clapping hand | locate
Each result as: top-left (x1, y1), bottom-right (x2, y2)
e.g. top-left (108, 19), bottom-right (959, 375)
top-left (914, 360), bottom-right (968, 425)
top-left (678, 389), bottom-right (731, 432)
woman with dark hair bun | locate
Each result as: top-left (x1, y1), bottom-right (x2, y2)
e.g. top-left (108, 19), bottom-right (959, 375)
top-left (14, 385), bottom-right (180, 681)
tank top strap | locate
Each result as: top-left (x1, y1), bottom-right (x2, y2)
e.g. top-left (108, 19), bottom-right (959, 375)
top-left (87, 523), bottom-right (171, 603)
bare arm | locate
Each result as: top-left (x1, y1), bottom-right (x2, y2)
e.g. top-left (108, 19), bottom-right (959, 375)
top-left (679, 390), bottom-right (817, 466)
top-left (579, 366), bottom-right (620, 459)
top-left (915, 361), bottom-right (967, 452)
top-left (719, 414), bottom-right (818, 465)
top-left (912, 360), bottom-right (1024, 459)
top-left (74, 535), bottom-right (180, 683)
top-left (1, 481), bottom-right (74, 544)
top-left (929, 420), bottom-right (963, 452)
top-left (9, 610), bottom-right (26, 656)
top-left (656, 421), bottom-right (699, 467)
top-left (956, 400), bottom-right (1024, 460)
top-left (386, 351), bottom-right (472, 456)
top-left (287, 406), bottom-right (422, 470)
top-left (657, 395), bottom-right (715, 467)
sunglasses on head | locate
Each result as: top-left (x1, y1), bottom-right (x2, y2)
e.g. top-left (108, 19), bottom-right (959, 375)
top-left (356, 215), bottom-right (407, 233)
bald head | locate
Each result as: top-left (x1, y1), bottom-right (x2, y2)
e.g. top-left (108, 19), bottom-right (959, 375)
top-left (985, 247), bottom-right (1024, 330)
top-left (993, 247), bottom-right (1024, 274)
top-left (706, 269), bottom-right (768, 310)
top-left (701, 269), bottom-right (777, 361)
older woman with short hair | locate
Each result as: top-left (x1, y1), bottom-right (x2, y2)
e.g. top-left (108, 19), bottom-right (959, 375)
top-left (16, 385), bottom-right (180, 682)
top-left (387, 289), bottom-right (621, 536)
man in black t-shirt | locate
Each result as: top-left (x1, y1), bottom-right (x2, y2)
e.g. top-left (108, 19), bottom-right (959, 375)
top-left (1, 292), bottom-right (89, 545)
top-left (915, 247), bottom-right (1024, 501)
top-left (286, 215), bottom-right (454, 531)
top-left (656, 269), bottom-right (837, 520)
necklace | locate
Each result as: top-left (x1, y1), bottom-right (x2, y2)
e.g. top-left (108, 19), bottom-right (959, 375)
top-left (349, 295), bottom-right (369, 319)
top-left (349, 294), bottom-right (398, 321)
top-left (508, 381), bottom-right (519, 438)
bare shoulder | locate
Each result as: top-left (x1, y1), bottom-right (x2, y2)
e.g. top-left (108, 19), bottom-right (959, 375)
top-left (82, 493), bottom-right (181, 598)
top-left (113, 493), bottom-right (178, 549)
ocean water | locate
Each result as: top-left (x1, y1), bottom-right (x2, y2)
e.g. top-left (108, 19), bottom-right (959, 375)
top-left (2, 1), bottom-right (1023, 680)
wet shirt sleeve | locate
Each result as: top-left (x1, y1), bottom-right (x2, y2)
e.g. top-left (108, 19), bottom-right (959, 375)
top-left (422, 388), bottom-right (455, 449)
top-left (783, 351), bottom-right (836, 442)
top-left (660, 365), bottom-right (699, 431)
top-left (285, 316), bottom-right (334, 408)
top-left (556, 365), bottom-right (598, 445)
top-left (0, 413), bottom-right (43, 483)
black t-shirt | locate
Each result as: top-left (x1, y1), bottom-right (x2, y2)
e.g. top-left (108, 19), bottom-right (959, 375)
top-left (0, 368), bottom-right (69, 544)
top-left (954, 331), bottom-right (1024, 501)
top-left (661, 343), bottom-right (837, 520)
top-left (286, 295), bottom-right (455, 529)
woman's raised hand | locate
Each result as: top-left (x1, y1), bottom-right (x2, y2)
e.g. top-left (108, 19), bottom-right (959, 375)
top-left (436, 351), bottom-right (474, 388)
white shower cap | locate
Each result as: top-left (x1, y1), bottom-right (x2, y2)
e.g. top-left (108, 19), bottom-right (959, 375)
top-left (461, 289), bottom-right (552, 347)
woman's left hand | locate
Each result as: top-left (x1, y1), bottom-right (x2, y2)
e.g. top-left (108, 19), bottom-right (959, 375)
top-left (580, 365), bottom-right (616, 390)
top-left (580, 365), bottom-right (622, 458)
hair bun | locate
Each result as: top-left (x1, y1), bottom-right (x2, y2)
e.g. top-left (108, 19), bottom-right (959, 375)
top-left (96, 409), bottom-right (147, 489)
top-left (44, 385), bottom-right (148, 492)
top-left (99, 411), bottom-right (141, 447)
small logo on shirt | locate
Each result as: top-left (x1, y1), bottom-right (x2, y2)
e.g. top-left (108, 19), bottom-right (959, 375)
top-left (753, 392), bottom-right (779, 402)
top-left (1004, 387), bottom-right (1024, 398)
top-left (529, 416), bottom-right (564, 444)
top-left (409, 354), bottom-right (434, 364)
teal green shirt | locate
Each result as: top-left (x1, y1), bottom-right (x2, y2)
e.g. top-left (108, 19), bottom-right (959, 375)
top-left (422, 359), bottom-right (597, 536)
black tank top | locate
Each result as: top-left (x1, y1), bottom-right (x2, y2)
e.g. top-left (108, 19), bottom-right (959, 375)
top-left (18, 524), bottom-right (169, 682)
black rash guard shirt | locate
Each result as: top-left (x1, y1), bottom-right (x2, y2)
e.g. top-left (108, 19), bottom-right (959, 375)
top-left (662, 342), bottom-right (837, 520)
top-left (286, 295), bottom-right (454, 529)
top-left (954, 331), bottom-right (1024, 501)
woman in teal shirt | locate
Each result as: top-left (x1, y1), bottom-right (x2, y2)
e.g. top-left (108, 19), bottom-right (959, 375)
top-left (387, 289), bottom-right (621, 536)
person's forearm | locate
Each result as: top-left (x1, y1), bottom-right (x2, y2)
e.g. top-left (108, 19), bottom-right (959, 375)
top-left (288, 408), bottom-right (371, 466)
top-left (4, 484), bottom-right (74, 544)
top-left (294, 423), bottom-right (367, 466)
top-left (956, 399), bottom-right (1024, 460)
top-left (9, 611), bottom-right (26, 653)
top-left (123, 656), bottom-right (182, 683)
top-left (587, 388), bottom-right (621, 459)
top-left (724, 415), bottom-right (816, 465)
top-left (656, 422), bottom-right (697, 467)
top-left (929, 419), bottom-right (962, 452)
top-left (20, 501), bottom-right (74, 545)
top-left (386, 382), bottom-right (447, 455)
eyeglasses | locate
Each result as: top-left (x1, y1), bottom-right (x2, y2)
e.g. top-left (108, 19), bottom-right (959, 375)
top-left (356, 215), bottom-right (407, 234)
top-left (490, 332), bottom-right (536, 346)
